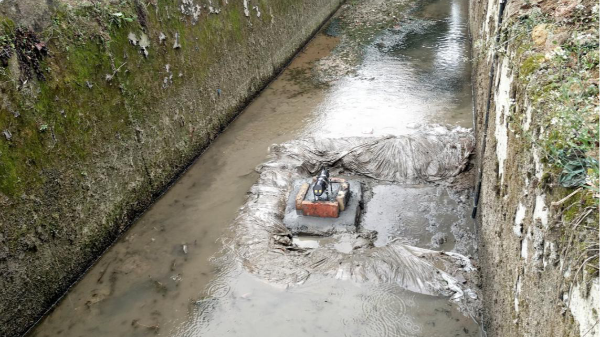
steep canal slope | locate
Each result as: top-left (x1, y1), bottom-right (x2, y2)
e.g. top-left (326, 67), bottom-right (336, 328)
top-left (0, 0), bottom-right (343, 335)
top-left (28, 0), bottom-right (481, 336)
top-left (470, 0), bottom-right (599, 335)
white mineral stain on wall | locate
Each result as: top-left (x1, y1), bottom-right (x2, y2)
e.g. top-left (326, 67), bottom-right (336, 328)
top-left (180, 0), bottom-right (202, 23)
top-left (483, 0), bottom-right (498, 42)
top-left (483, 0), bottom-right (506, 61)
top-left (533, 194), bottom-right (549, 228)
top-left (513, 202), bottom-right (526, 237)
top-left (569, 278), bottom-right (600, 337)
top-left (494, 56), bottom-right (513, 185)
top-left (523, 102), bottom-right (532, 131)
top-left (243, 0), bottom-right (250, 16)
top-left (533, 147), bottom-right (544, 179)
top-left (521, 232), bottom-right (529, 259)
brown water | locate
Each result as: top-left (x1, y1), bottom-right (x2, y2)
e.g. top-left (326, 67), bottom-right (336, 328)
top-left (31, 0), bottom-right (477, 335)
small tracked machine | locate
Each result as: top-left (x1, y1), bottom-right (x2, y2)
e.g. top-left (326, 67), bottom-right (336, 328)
top-left (294, 168), bottom-right (351, 218)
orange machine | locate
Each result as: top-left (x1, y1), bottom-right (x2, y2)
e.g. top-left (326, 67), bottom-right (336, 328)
top-left (294, 170), bottom-right (350, 218)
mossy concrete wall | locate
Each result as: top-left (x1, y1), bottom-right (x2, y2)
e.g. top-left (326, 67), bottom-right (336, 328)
top-left (470, 0), bottom-right (599, 335)
top-left (0, 0), bottom-right (342, 335)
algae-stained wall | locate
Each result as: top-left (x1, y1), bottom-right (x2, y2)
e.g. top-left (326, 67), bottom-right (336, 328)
top-left (0, 0), bottom-right (342, 335)
top-left (470, 0), bottom-right (599, 335)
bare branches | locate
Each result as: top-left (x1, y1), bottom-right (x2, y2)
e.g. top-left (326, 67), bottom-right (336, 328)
top-left (551, 187), bottom-right (583, 208)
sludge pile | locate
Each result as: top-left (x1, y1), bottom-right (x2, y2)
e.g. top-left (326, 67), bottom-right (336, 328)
top-left (230, 126), bottom-right (480, 315)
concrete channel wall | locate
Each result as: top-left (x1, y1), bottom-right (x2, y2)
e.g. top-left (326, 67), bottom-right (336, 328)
top-left (0, 0), bottom-right (342, 335)
top-left (470, 0), bottom-right (599, 335)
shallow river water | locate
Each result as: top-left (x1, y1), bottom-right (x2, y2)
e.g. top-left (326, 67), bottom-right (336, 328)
top-left (31, 0), bottom-right (478, 335)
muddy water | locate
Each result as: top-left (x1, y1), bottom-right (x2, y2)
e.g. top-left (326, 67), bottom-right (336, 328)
top-left (363, 185), bottom-right (476, 254)
top-left (32, 0), bottom-right (476, 336)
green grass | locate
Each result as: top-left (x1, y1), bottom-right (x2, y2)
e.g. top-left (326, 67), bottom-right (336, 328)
top-left (508, 4), bottom-right (599, 198)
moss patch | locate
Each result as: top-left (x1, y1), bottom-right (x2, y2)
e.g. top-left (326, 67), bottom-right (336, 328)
top-left (519, 54), bottom-right (545, 78)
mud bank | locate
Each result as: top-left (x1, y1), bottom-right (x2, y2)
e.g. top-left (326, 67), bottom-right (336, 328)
top-left (0, 0), bottom-right (343, 335)
top-left (470, 0), bottom-right (599, 335)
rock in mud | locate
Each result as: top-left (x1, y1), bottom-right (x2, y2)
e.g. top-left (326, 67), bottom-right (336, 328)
top-left (431, 232), bottom-right (448, 248)
top-left (86, 287), bottom-right (111, 307)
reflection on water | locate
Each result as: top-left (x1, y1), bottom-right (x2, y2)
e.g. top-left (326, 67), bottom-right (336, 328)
top-left (31, 0), bottom-right (476, 336)
top-left (176, 273), bottom-right (478, 336)
top-left (310, 0), bottom-right (472, 138)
